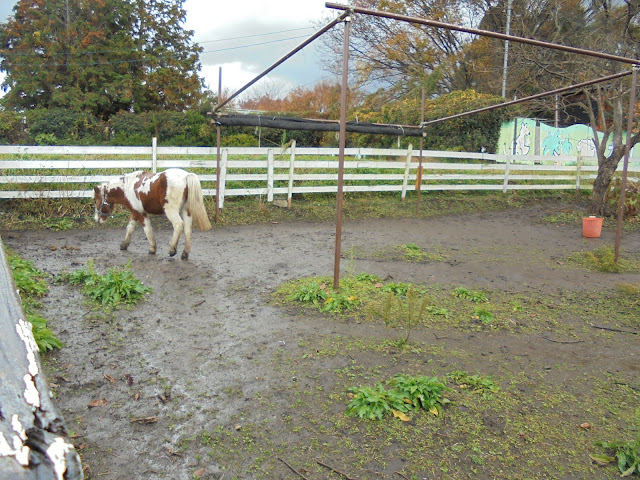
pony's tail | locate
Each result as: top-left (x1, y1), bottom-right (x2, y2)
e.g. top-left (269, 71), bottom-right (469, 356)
top-left (186, 174), bottom-right (212, 231)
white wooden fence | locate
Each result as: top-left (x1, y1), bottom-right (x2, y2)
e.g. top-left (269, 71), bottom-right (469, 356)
top-left (1, 141), bottom-right (639, 206)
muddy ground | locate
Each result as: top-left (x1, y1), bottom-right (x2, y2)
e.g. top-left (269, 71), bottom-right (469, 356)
top-left (2, 200), bottom-right (640, 480)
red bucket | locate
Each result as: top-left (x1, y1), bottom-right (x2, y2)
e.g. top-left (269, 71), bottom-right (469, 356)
top-left (582, 217), bottom-right (603, 238)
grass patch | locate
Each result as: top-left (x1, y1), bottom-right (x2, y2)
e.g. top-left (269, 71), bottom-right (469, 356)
top-left (568, 245), bottom-right (640, 273)
top-left (276, 275), bottom-right (640, 336)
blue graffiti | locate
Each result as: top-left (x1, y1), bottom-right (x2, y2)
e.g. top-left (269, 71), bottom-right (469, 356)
top-left (541, 131), bottom-right (572, 156)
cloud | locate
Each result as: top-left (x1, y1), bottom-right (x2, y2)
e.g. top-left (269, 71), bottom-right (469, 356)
top-left (186, 0), bottom-right (340, 96)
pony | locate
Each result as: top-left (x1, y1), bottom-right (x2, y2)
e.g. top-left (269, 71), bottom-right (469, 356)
top-left (93, 169), bottom-right (212, 260)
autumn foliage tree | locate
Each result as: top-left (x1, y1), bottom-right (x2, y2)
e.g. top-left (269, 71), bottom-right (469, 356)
top-left (0, 0), bottom-right (203, 119)
top-left (240, 80), bottom-right (343, 119)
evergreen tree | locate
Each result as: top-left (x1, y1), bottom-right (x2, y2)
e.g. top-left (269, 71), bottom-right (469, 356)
top-left (0, 0), bottom-right (203, 118)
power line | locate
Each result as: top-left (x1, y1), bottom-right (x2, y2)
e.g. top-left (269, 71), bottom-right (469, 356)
top-left (201, 35), bottom-right (313, 54)
top-left (2, 34), bottom-right (315, 68)
top-left (0, 27), bottom-right (317, 58)
top-left (198, 27), bottom-right (316, 44)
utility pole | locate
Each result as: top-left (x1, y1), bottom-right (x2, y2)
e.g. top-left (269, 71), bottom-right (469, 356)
top-left (501, 0), bottom-right (513, 98)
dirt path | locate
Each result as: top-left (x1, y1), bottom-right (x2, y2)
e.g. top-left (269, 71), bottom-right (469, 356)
top-left (2, 202), bottom-right (639, 480)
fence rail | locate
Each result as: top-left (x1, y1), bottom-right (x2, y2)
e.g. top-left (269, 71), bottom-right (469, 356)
top-left (1, 141), bottom-right (639, 205)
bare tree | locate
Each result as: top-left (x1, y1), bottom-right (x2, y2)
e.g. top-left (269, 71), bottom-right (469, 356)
top-left (503, 0), bottom-right (640, 214)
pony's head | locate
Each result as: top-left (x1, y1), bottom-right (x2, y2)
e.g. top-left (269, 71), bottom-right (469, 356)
top-left (93, 185), bottom-right (113, 224)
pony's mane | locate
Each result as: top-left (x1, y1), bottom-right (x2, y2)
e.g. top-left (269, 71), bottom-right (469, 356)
top-left (107, 170), bottom-right (144, 192)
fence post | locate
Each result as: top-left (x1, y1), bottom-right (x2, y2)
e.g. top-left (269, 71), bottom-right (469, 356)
top-left (401, 144), bottom-right (413, 201)
top-left (267, 149), bottom-right (274, 202)
top-left (503, 153), bottom-right (511, 193)
top-left (287, 140), bottom-right (296, 207)
top-left (219, 149), bottom-right (228, 209)
top-left (152, 137), bottom-right (157, 173)
top-left (576, 153), bottom-right (582, 191)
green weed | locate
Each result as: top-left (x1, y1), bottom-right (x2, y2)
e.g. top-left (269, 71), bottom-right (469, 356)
top-left (452, 286), bottom-right (488, 303)
top-left (8, 251), bottom-right (62, 351)
top-left (346, 383), bottom-right (410, 420)
top-left (288, 279), bottom-right (359, 313)
top-left (381, 282), bottom-right (412, 296)
top-left (58, 260), bottom-right (152, 307)
top-left (9, 254), bottom-right (49, 298)
top-left (346, 374), bottom-right (450, 420)
top-left (592, 429), bottom-right (640, 476)
top-left (473, 307), bottom-right (496, 325)
top-left (447, 371), bottom-right (500, 397)
top-left (388, 374), bottom-right (451, 415)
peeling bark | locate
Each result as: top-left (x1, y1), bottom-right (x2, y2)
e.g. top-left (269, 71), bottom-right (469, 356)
top-left (0, 238), bottom-right (83, 480)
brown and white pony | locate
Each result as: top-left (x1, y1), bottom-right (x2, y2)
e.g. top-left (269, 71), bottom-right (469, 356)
top-left (94, 169), bottom-right (212, 259)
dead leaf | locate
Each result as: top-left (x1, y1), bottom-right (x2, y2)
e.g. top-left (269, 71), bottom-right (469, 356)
top-left (88, 398), bottom-right (108, 408)
top-left (164, 445), bottom-right (182, 457)
top-left (392, 409), bottom-right (411, 422)
top-left (375, 282), bottom-right (384, 288)
top-left (103, 374), bottom-right (116, 384)
top-left (193, 467), bottom-right (206, 477)
top-left (234, 425), bottom-right (242, 431)
top-left (429, 407), bottom-right (439, 416)
top-left (133, 392), bottom-right (142, 401)
top-left (579, 422), bottom-right (593, 430)
top-left (130, 416), bottom-right (158, 425)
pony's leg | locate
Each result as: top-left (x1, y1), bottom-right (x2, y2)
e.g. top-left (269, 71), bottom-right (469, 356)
top-left (141, 217), bottom-right (156, 254)
top-left (164, 209), bottom-right (184, 257)
top-left (120, 217), bottom-right (138, 251)
top-left (180, 206), bottom-right (193, 260)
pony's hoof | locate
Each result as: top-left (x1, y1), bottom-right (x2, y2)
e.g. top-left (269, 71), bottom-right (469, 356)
top-left (169, 250), bottom-right (177, 257)
top-left (148, 250), bottom-right (156, 255)
top-left (181, 251), bottom-right (189, 260)
top-left (120, 244), bottom-right (128, 251)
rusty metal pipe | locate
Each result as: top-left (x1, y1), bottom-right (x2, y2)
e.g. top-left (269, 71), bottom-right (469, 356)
top-left (325, 2), bottom-right (640, 66)
top-left (615, 66), bottom-right (638, 261)
top-left (334, 15), bottom-right (351, 291)
top-left (421, 70), bottom-right (633, 127)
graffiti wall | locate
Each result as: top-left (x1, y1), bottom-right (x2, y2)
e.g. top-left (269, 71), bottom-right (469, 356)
top-left (497, 118), bottom-right (640, 163)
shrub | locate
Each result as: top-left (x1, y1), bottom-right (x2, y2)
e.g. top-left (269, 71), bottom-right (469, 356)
top-left (606, 178), bottom-right (640, 218)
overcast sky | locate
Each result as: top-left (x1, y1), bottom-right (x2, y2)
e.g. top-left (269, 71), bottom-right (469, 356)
top-left (0, 0), bottom-right (345, 100)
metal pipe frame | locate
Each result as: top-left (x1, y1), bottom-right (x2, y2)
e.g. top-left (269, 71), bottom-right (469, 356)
top-left (325, 2), bottom-right (640, 66)
top-left (334, 15), bottom-right (351, 290)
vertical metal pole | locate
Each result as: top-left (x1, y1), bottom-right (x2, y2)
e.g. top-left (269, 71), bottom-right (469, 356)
top-left (615, 65), bottom-right (638, 262)
top-left (215, 67), bottom-right (222, 223)
top-left (416, 87), bottom-right (425, 213)
top-left (333, 15), bottom-right (351, 291)
top-left (501, 0), bottom-right (512, 98)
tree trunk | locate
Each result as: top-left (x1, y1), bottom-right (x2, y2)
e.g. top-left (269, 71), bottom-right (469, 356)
top-left (590, 148), bottom-right (625, 216)
top-left (0, 240), bottom-right (84, 479)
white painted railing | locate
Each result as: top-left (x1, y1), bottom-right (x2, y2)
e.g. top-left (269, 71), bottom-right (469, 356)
top-left (1, 141), bottom-right (639, 206)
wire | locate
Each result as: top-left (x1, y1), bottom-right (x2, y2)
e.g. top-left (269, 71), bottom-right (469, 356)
top-left (198, 27), bottom-right (316, 44)
top-left (0, 27), bottom-right (317, 58)
top-left (2, 34), bottom-right (315, 68)
top-left (201, 35), bottom-right (313, 54)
